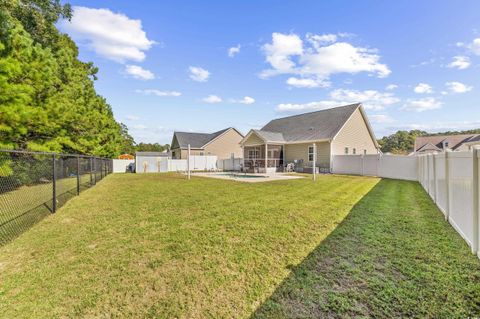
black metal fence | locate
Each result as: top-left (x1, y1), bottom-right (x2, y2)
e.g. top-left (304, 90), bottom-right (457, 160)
top-left (0, 150), bottom-right (113, 246)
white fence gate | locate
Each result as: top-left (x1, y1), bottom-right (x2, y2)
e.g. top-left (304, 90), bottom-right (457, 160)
top-left (418, 150), bottom-right (480, 256)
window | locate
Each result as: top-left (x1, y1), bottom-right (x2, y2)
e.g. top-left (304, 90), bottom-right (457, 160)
top-left (199, 152), bottom-right (204, 156)
top-left (308, 146), bottom-right (314, 161)
top-left (248, 149), bottom-right (259, 159)
top-left (364, 149), bottom-right (367, 155)
top-left (345, 147), bottom-right (349, 155)
top-left (353, 148), bottom-right (356, 155)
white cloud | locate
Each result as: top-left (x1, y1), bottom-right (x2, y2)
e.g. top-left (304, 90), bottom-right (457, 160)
top-left (369, 114), bottom-right (394, 124)
top-left (131, 124), bottom-right (147, 130)
top-left (233, 96), bottom-right (255, 104)
top-left (306, 33), bottom-right (338, 47)
top-left (125, 65), bottom-right (155, 80)
top-left (286, 77), bottom-right (329, 88)
top-left (401, 98), bottom-right (442, 112)
top-left (386, 84), bottom-right (398, 90)
top-left (277, 89), bottom-right (399, 112)
top-left (413, 83), bottom-right (433, 94)
top-left (329, 89), bottom-right (400, 110)
top-left (125, 115), bottom-right (140, 121)
top-left (202, 95), bottom-right (222, 103)
top-left (447, 56), bottom-right (471, 70)
top-left (467, 38), bottom-right (480, 55)
top-left (135, 89), bottom-right (181, 97)
top-left (445, 81), bottom-right (472, 93)
top-left (189, 66), bottom-right (210, 82)
top-left (61, 6), bottom-right (154, 63)
top-left (228, 45), bottom-right (241, 57)
top-left (261, 32), bottom-right (390, 86)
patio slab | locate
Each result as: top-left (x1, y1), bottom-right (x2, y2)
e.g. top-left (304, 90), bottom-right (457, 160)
top-left (192, 172), bottom-right (305, 183)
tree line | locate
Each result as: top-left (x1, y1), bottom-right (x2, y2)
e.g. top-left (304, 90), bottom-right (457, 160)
top-left (0, 0), bottom-right (135, 158)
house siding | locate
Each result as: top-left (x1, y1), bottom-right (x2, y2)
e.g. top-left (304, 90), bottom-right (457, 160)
top-left (243, 133), bottom-right (264, 146)
top-left (204, 129), bottom-right (243, 159)
top-left (331, 108), bottom-right (378, 156)
top-left (285, 142), bottom-right (330, 168)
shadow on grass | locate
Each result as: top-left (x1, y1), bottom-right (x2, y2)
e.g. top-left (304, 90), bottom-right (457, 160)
top-left (251, 179), bottom-right (480, 319)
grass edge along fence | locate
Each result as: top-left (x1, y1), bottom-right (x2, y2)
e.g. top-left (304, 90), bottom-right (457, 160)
top-left (0, 149), bottom-right (113, 246)
top-left (418, 147), bottom-right (480, 258)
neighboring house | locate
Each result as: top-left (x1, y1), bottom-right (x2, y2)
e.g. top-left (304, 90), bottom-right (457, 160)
top-left (170, 127), bottom-right (244, 159)
top-left (414, 134), bottom-right (480, 154)
top-left (240, 103), bottom-right (379, 173)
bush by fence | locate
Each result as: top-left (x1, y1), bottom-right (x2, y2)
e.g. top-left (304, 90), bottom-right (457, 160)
top-left (0, 150), bottom-right (112, 246)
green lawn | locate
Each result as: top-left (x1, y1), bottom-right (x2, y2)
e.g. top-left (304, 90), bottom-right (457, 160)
top-left (0, 173), bottom-right (478, 318)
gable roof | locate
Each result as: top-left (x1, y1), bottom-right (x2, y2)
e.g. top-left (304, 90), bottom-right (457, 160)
top-left (260, 103), bottom-right (360, 142)
top-left (172, 127), bottom-right (242, 149)
top-left (414, 134), bottom-right (480, 152)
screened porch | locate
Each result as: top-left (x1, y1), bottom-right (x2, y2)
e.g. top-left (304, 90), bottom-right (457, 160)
top-left (242, 144), bottom-right (284, 173)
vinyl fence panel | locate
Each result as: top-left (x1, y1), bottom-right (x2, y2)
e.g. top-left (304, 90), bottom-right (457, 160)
top-left (448, 152), bottom-right (474, 246)
top-left (434, 153), bottom-right (448, 215)
top-left (379, 155), bottom-right (418, 181)
top-left (332, 155), bottom-right (363, 175)
top-left (363, 155), bottom-right (379, 176)
top-left (113, 159), bottom-right (134, 173)
top-left (332, 154), bottom-right (417, 181)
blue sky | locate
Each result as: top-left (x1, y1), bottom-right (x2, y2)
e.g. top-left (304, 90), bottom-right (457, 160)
top-left (59, 1), bottom-right (480, 144)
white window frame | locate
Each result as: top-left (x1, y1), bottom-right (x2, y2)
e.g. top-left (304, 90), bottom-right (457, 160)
top-left (248, 149), bottom-right (259, 159)
top-left (308, 146), bottom-right (314, 162)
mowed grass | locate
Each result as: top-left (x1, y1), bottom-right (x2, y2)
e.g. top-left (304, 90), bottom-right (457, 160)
top-left (0, 173), bottom-right (478, 318)
top-left (253, 179), bottom-right (480, 318)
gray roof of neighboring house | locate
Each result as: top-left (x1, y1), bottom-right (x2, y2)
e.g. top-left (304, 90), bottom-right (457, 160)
top-left (172, 127), bottom-right (241, 149)
top-left (259, 103), bottom-right (360, 142)
top-left (135, 151), bottom-right (170, 157)
top-left (415, 134), bottom-right (480, 152)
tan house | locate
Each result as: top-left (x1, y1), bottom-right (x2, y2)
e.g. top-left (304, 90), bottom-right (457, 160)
top-left (240, 103), bottom-right (379, 173)
top-left (170, 127), bottom-right (243, 159)
top-left (414, 134), bottom-right (480, 154)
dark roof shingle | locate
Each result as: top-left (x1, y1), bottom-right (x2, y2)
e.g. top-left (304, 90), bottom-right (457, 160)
top-left (173, 128), bottom-right (237, 149)
top-left (260, 103), bottom-right (360, 142)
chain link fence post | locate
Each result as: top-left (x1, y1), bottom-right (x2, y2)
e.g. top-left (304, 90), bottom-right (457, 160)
top-left (52, 153), bottom-right (57, 213)
top-left (77, 155), bottom-right (80, 195)
top-left (90, 157), bottom-right (93, 186)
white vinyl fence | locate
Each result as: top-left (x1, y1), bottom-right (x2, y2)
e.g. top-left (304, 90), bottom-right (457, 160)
top-left (332, 154), bottom-right (418, 181)
top-left (113, 159), bottom-right (134, 173)
top-left (418, 150), bottom-right (480, 256)
top-left (333, 151), bottom-right (480, 257)
top-left (218, 157), bottom-right (242, 171)
top-left (136, 155), bottom-right (218, 173)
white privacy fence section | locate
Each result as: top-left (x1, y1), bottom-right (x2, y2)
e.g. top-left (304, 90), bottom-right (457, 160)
top-left (113, 159), bottom-right (134, 173)
top-left (136, 155), bottom-right (218, 173)
top-left (418, 150), bottom-right (480, 257)
top-left (188, 155), bottom-right (218, 171)
top-left (218, 158), bottom-right (242, 171)
top-left (332, 154), bottom-right (417, 181)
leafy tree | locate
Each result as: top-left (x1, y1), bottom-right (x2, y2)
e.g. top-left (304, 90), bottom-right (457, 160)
top-left (378, 130), bottom-right (427, 154)
top-left (0, 0), bottom-right (133, 158)
top-left (135, 143), bottom-right (170, 153)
